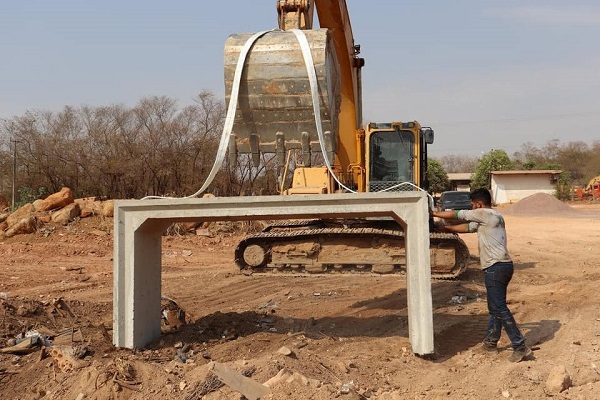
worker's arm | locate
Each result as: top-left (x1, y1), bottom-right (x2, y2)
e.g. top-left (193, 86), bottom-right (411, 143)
top-left (438, 223), bottom-right (470, 234)
top-left (431, 210), bottom-right (462, 220)
top-left (431, 209), bottom-right (475, 233)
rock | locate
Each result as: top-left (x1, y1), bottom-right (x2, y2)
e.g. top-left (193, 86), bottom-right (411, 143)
top-left (6, 203), bottom-right (35, 226)
top-left (49, 346), bottom-right (85, 372)
top-left (336, 361), bottom-right (350, 373)
top-left (16, 305), bottom-right (29, 316)
top-left (74, 196), bottom-right (97, 206)
top-left (74, 197), bottom-right (100, 218)
top-left (263, 369), bottom-right (317, 388)
top-left (102, 200), bottom-right (114, 217)
top-left (80, 208), bottom-right (94, 218)
top-left (264, 369), bottom-right (293, 388)
top-left (545, 365), bottom-right (572, 394)
top-left (180, 222), bottom-right (199, 232)
top-left (340, 381), bottom-right (361, 398)
top-left (36, 213), bottom-right (52, 224)
top-left (51, 203), bottom-right (81, 225)
top-left (32, 199), bottom-right (44, 211)
top-left (38, 187), bottom-right (74, 211)
top-left (0, 212), bottom-right (9, 223)
top-left (293, 372), bottom-right (311, 386)
top-left (277, 346), bottom-right (295, 357)
top-left (5, 216), bottom-right (38, 237)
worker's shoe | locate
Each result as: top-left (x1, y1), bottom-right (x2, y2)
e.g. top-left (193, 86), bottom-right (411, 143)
top-left (480, 342), bottom-right (498, 354)
top-left (509, 345), bottom-right (533, 362)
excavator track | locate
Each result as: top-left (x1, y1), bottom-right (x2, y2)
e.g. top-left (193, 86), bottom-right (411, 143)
top-left (235, 220), bottom-right (469, 279)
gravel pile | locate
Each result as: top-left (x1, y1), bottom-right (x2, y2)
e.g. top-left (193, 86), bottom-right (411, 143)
top-left (501, 193), bottom-right (579, 217)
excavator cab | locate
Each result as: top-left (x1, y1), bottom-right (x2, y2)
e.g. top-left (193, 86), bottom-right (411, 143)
top-left (365, 122), bottom-right (434, 193)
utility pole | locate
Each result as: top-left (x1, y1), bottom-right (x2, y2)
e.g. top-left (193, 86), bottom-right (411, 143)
top-left (11, 139), bottom-right (19, 210)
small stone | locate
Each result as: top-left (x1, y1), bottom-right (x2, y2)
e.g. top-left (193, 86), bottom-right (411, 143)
top-left (545, 365), bottom-right (572, 395)
top-left (502, 389), bottom-right (510, 398)
top-left (16, 306), bottom-right (28, 317)
top-left (277, 346), bottom-right (294, 356)
top-left (340, 381), bottom-right (354, 394)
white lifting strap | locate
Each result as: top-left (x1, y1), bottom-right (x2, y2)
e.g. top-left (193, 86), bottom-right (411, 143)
top-left (290, 28), bottom-right (357, 194)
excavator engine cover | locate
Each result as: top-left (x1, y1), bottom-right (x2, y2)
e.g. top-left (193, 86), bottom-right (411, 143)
top-left (224, 29), bottom-right (341, 160)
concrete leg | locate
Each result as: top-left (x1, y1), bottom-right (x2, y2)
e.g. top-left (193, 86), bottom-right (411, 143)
top-left (113, 212), bottom-right (170, 349)
top-left (396, 202), bottom-right (434, 355)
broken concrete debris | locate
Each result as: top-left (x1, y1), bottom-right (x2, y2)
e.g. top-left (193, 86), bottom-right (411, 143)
top-left (208, 361), bottom-right (269, 400)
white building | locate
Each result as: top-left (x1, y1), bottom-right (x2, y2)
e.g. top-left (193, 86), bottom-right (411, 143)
top-left (447, 173), bottom-right (472, 192)
top-left (490, 170), bottom-right (562, 205)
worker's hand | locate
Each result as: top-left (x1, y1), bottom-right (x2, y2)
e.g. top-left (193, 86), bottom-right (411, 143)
top-left (432, 219), bottom-right (447, 232)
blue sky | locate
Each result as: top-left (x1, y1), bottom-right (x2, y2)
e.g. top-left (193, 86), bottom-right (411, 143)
top-left (1, 1), bottom-right (599, 156)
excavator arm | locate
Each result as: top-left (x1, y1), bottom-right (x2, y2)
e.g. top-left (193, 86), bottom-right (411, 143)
top-left (277, 0), bottom-right (364, 174)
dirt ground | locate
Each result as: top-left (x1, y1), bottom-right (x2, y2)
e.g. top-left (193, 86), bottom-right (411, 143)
top-left (1, 198), bottom-right (600, 399)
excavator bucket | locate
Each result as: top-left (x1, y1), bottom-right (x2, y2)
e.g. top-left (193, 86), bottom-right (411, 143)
top-left (224, 29), bottom-right (341, 165)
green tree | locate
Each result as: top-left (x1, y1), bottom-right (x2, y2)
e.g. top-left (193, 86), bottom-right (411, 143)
top-left (427, 158), bottom-right (449, 194)
top-left (554, 171), bottom-right (572, 201)
top-left (471, 149), bottom-right (514, 189)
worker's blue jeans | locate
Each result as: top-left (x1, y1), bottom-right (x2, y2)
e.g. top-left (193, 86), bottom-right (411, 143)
top-left (482, 261), bottom-right (526, 350)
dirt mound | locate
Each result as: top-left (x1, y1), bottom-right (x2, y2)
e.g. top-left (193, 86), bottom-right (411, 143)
top-left (501, 193), bottom-right (579, 217)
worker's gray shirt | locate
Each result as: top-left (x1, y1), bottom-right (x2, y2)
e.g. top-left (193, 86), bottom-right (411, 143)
top-left (456, 208), bottom-right (511, 270)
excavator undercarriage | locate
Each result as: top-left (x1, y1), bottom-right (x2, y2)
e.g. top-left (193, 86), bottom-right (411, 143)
top-left (235, 219), bottom-right (470, 279)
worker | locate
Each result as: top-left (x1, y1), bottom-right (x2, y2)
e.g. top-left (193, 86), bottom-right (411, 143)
top-left (431, 188), bottom-right (533, 362)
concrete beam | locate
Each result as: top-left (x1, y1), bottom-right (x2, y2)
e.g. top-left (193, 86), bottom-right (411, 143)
top-left (113, 192), bottom-right (433, 354)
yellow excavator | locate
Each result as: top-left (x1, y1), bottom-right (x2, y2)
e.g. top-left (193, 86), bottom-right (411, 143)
top-left (223, 0), bottom-right (469, 278)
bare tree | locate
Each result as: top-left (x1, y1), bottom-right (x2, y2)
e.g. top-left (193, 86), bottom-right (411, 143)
top-left (438, 154), bottom-right (477, 173)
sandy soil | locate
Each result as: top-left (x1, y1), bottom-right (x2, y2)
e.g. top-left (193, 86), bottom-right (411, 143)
top-left (1, 200), bottom-right (600, 399)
